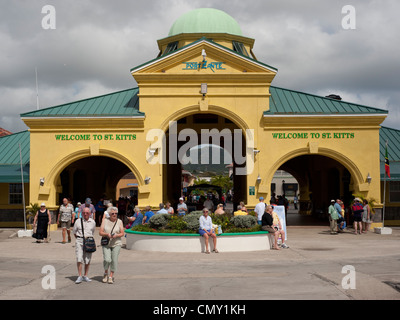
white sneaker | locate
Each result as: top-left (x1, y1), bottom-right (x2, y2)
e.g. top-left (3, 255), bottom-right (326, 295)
top-left (281, 243), bottom-right (289, 249)
top-left (75, 276), bottom-right (83, 284)
top-left (82, 276), bottom-right (92, 282)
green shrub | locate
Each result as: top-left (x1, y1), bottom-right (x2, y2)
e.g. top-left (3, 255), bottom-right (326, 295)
top-left (148, 213), bottom-right (170, 229)
top-left (231, 215), bottom-right (257, 228)
top-left (167, 216), bottom-right (188, 231)
top-left (183, 212), bottom-right (202, 230)
top-left (210, 213), bottom-right (232, 229)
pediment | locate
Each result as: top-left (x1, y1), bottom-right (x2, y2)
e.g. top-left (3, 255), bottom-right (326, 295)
top-left (130, 39), bottom-right (277, 82)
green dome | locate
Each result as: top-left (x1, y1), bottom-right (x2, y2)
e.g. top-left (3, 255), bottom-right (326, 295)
top-left (168, 8), bottom-right (243, 37)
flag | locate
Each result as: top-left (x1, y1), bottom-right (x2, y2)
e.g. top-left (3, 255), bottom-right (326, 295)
top-left (385, 143), bottom-right (391, 178)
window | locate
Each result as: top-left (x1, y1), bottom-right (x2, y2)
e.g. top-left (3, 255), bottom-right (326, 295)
top-left (232, 41), bottom-right (249, 56)
top-left (389, 181), bottom-right (400, 202)
top-left (9, 183), bottom-right (23, 205)
top-left (163, 41), bottom-right (179, 56)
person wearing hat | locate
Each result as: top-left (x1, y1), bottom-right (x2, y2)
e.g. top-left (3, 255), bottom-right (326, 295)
top-left (33, 203), bottom-right (52, 243)
top-left (78, 198), bottom-right (96, 222)
top-left (328, 200), bottom-right (339, 234)
top-left (254, 197), bottom-right (266, 225)
top-left (177, 197), bottom-right (187, 216)
top-left (352, 198), bottom-right (364, 235)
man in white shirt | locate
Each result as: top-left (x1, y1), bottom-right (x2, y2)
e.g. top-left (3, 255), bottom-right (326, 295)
top-left (73, 207), bottom-right (96, 284)
top-left (254, 197), bottom-right (266, 225)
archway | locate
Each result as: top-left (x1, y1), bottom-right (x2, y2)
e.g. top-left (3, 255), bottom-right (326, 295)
top-left (272, 154), bottom-right (353, 226)
top-left (162, 112), bottom-right (247, 212)
top-left (58, 156), bottom-right (137, 224)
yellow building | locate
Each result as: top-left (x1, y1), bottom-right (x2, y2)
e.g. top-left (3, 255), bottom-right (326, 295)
top-left (1, 8), bottom-right (399, 227)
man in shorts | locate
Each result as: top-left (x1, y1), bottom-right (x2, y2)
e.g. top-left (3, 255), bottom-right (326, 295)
top-left (58, 198), bottom-right (74, 244)
top-left (73, 207), bottom-right (96, 283)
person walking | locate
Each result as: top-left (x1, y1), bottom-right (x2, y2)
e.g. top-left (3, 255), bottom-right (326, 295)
top-left (328, 200), bottom-right (339, 234)
top-left (254, 197), bottom-right (266, 225)
top-left (99, 206), bottom-right (124, 284)
top-left (78, 198), bottom-right (96, 221)
top-left (73, 207), bottom-right (96, 284)
top-left (362, 199), bottom-right (372, 233)
top-left (57, 198), bottom-right (74, 244)
top-left (352, 198), bottom-right (364, 235)
top-left (33, 203), bottom-right (51, 243)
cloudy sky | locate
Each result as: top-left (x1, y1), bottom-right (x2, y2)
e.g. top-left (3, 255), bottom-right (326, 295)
top-left (1, 0), bottom-right (399, 133)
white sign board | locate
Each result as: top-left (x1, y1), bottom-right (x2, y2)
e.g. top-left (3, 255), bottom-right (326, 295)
top-left (272, 205), bottom-right (287, 241)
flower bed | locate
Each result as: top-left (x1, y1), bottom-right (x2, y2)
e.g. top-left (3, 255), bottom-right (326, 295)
top-left (130, 211), bottom-right (262, 234)
top-left (125, 211), bottom-right (270, 252)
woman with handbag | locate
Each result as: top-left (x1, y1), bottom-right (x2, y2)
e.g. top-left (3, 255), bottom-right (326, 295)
top-left (99, 206), bottom-right (124, 284)
top-left (72, 207), bottom-right (96, 284)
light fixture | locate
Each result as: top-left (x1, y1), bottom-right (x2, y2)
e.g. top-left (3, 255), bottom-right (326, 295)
top-left (39, 177), bottom-right (45, 186)
top-left (201, 49), bottom-right (207, 61)
top-left (366, 173), bottom-right (372, 184)
top-left (201, 83), bottom-right (207, 97)
top-left (253, 149), bottom-right (260, 155)
top-left (144, 176), bottom-right (151, 185)
top-left (148, 148), bottom-right (157, 156)
top-left (256, 174), bottom-right (261, 183)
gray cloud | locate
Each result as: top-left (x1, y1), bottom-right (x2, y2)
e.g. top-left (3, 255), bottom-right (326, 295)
top-left (0, 0), bottom-right (399, 132)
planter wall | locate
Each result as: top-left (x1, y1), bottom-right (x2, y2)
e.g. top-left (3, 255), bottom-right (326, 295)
top-left (125, 230), bottom-right (270, 252)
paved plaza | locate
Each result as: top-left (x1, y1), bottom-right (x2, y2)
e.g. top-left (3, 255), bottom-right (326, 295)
top-left (0, 222), bottom-right (400, 301)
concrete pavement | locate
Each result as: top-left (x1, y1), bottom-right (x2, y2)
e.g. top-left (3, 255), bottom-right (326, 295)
top-left (0, 225), bottom-right (400, 300)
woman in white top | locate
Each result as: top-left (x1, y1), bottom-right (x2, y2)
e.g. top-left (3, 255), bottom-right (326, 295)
top-left (199, 208), bottom-right (218, 254)
top-left (99, 206), bottom-right (124, 284)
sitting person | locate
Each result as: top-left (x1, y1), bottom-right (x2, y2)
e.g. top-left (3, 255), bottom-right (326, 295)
top-left (234, 205), bottom-right (247, 216)
top-left (262, 205), bottom-right (289, 249)
top-left (156, 203), bottom-right (168, 214)
top-left (240, 201), bottom-right (248, 213)
top-left (142, 206), bottom-right (154, 224)
top-left (199, 208), bottom-right (218, 254)
top-left (214, 204), bottom-right (225, 215)
top-left (125, 206), bottom-right (143, 229)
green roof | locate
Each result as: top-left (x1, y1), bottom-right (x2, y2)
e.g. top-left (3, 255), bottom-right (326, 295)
top-left (380, 126), bottom-right (400, 181)
top-left (0, 131), bottom-right (30, 183)
top-left (168, 8), bottom-right (243, 37)
top-left (20, 87), bottom-right (143, 118)
top-left (0, 131), bottom-right (30, 165)
top-left (266, 86), bottom-right (389, 115)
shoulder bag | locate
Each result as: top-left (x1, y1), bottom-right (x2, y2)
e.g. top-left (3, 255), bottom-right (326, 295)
top-left (81, 218), bottom-right (96, 253)
top-left (101, 219), bottom-right (118, 246)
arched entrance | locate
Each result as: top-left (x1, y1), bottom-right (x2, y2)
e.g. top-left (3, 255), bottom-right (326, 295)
top-left (162, 113), bottom-right (247, 212)
top-left (57, 156), bottom-right (137, 224)
top-left (273, 154), bottom-right (353, 226)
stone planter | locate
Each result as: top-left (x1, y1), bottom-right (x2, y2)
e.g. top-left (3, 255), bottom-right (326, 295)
top-left (125, 230), bottom-right (270, 253)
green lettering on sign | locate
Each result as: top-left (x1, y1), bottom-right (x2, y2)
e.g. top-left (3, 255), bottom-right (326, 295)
top-left (271, 132), bottom-right (355, 139)
top-left (54, 134), bottom-right (137, 141)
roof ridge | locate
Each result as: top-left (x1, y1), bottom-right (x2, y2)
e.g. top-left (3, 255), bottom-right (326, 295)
top-left (0, 130), bottom-right (29, 140)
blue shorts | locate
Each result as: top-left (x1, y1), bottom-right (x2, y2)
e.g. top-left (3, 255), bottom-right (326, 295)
top-left (199, 229), bottom-right (213, 236)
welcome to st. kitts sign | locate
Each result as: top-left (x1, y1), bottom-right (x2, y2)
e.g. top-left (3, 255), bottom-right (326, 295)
top-left (182, 60), bottom-right (225, 73)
